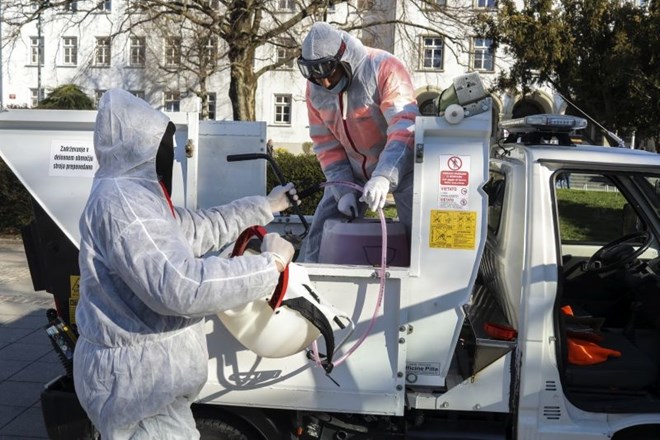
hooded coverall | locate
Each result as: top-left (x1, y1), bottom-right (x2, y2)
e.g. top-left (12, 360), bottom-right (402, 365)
top-left (73, 89), bottom-right (282, 439)
top-left (299, 24), bottom-right (419, 262)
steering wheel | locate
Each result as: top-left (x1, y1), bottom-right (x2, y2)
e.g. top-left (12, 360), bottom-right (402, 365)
top-left (586, 231), bottom-right (653, 273)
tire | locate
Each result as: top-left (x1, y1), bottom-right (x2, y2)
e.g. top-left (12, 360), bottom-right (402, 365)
top-left (196, 417), bottom-right (256, 440)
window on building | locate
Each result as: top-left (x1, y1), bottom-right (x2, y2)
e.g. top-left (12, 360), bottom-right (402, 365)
top-left (421, 36), bottom-right (444, 70)
top-left (96, 0), bottom-right (111, 12)
top-left (200, 92), bottom-right (217, 120)
top-left (202, 37), bottom-right (218, 65)
top-left (94, 89), bottom-right (107, 107)
top-left (30, 37), bottom-right (44, 66)
top-left (474, 0), bottom-right (496, 8)
top-left (130, 90), bottom-right (145, 100)
top-left (63, 1), bottom-right (78, 12)
top-left (276, 39), bottom-right (295, 68)
top-left (130, 36), bottom-right (146, 67)
top-left (62, 37), bottom-right (77, 65)
top-left (95, 37), bottom-right (111, 66)
top-left (274, 95), bottom-right (291, 125)
top-left (30, 88), bottom-right (45, 107)
top-left (277, 0), bottom-right (295, 11)
top-left (164, 38), bottom-right (181, 66)
top-left (164, 91), bottom-right (180, 112)
top-left (203, 0), bottom-right (220, 7)
top-left (472, 37), bottom-right (494, 71)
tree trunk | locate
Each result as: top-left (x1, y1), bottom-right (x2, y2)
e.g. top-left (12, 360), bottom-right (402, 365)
top-left (228, 46), bottom-right (257, 121)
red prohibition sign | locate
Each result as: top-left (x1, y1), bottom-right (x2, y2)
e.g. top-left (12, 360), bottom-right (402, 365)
top-left (448, 156), bottom-right (462, 170)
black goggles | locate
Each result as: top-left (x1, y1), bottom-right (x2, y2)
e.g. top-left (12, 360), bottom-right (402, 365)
top-left (297, 40), bottom-right (346, 80)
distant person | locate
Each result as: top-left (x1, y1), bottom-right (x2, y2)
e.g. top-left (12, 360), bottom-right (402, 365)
top-left (73, 88), bottom-right (298, 439)
top-left (297, 22), bottom-right (419, 262)
top-left (557, 172), bottom-right (571, 189)
top-left (267, 138), bottom-right (274, 156)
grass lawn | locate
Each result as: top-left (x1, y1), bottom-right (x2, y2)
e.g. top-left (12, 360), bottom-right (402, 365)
top-left (556, 189), bottom-right (627, 242)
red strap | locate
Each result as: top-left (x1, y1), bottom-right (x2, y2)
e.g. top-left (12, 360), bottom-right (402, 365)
top-left (230, 226), bottom-right (289, 309)
top-left (159, 180), bottom-right (176, 218)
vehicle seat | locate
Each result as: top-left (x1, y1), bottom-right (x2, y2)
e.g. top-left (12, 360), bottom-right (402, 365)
top-left (563, 329), bottom-right (657, 390)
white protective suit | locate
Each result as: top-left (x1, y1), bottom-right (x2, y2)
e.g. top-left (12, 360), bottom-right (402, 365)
top-left (73, 89), bottom-right (282, 439)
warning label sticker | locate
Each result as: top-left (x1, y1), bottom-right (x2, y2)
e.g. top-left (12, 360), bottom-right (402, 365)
top-left (439, 155), bottom-right (470, 210)
top-left (49, 140), bottom-right (97, 177)
top-left (429, 210), bottom-right (477, 249)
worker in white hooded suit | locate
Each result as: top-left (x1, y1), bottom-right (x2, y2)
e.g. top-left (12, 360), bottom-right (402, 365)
top-left (73, 88), bottom-right (296, 439)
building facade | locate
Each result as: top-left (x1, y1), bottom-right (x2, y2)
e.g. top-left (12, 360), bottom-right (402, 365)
top-left (0, 0), bottom-right (565, 153)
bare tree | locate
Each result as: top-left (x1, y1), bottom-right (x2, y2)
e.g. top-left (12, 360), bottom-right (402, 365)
top-left (1, 0), bottom-right (479, 120)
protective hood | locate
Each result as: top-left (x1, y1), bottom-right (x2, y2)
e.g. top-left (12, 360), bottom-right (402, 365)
top-left (302, 22), bottom-right (366, 92)
top-left (94, 88), bottom-right (171, 182)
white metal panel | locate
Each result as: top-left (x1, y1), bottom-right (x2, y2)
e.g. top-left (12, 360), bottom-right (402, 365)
top-left (200, 268), bottom-right (408, 415)
top-left (0, 109), bottom-right (194, 247)
top-left (196, 121), bottom-right (267, 209)
top-left (404, 111), bottom-right (491, 387)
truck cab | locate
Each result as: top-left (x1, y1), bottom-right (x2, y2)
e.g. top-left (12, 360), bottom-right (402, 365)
top-left (485, 114), bottom-right (660, 438)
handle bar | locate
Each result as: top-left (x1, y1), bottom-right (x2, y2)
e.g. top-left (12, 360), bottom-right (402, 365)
top-left (227, 153), bottom-right (310, 238)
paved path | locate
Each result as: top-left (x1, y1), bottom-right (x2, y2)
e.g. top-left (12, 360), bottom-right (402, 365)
top-left (0, 236), bottom-right (59, 439)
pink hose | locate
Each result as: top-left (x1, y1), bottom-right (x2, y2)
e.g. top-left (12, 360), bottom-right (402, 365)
top-left (310, 180), bottom-right (388, 370)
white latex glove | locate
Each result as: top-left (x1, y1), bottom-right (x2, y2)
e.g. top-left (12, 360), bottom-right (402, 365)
top-left (337, 193), bottom-right (358, 218)
top-left (267, 182), bottom-right (300, 213)
top-left (359, 176), bottom-right (390, 212)
top-left (261, 233), bottom-right (295, 272)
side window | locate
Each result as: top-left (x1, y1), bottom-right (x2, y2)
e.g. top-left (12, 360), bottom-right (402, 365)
top-left (484, 170), bottom-right (506, 235)
top-left (555, 172), bottom-right (629, 244)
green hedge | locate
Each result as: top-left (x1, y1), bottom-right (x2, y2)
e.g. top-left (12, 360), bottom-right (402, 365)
top-left (265, 149), bottom-right (399, 219)
top-left (0, 158), bottom-right (33, 235)
top-left (266, 149), bottom-right (324, 216)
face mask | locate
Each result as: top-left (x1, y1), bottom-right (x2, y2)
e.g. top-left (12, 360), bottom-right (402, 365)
top-left (328, 75), bottom-right (348, 94)
top-left (156, 122), bottom-right (176, 194)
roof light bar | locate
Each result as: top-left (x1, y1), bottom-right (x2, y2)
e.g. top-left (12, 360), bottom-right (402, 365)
top-left (499, 114), bottom-right (588, 133)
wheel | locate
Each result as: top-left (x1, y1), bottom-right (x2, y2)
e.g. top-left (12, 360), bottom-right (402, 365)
top-left (196, 417), bottom-right (254, 440)
top-left (586, 231), bottom-right (653, 273)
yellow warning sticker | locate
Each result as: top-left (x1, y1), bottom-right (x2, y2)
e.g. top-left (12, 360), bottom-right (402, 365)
top-left (70, 275), bottom-right (80, 299)
top-left (429, 210), bottom-right (477, 249)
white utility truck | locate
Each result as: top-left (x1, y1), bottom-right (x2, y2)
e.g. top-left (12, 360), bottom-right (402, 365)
top-left (1, 78), bottom-right (659, 439)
